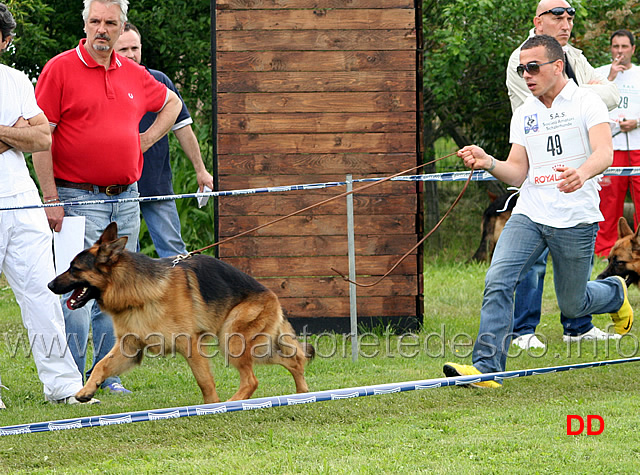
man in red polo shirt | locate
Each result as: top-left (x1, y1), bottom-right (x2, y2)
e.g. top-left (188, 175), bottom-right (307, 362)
top-left (33, 0), bottom-right (181, 396)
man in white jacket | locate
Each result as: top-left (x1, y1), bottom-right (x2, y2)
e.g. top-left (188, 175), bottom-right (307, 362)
top-left (505, 0), bottom-right (620, 351)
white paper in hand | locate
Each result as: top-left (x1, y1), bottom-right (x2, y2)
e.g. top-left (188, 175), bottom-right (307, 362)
top-left (53, 216), bottom-right (86, 273)
top-left (197, 186), bottom-right (212, 208)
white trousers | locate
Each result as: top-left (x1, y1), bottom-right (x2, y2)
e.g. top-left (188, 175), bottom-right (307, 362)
top-left (0, 190), bottom-right (82, 400)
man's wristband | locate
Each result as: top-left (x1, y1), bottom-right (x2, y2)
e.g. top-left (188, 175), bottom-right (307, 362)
top-left (43, 196), bottom-right (60, 204)
top-left (486, 156), bottom-right (497, 172)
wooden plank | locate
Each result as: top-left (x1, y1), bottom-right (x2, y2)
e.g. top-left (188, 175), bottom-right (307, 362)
top-left (217, 9), bottom-right (415, 31)
top-left (259, 275), bottom-right (418, 298)
top-left (218, 92), bottom-right (415, 113)
top-left (219, 214), bottom-right (416, 236)
top-left (216, 51), bottom-right (415, 71)
top-left (279, 296), bottom-right (417, 318)
top-left (216, 153), bottom-right (417, 174)
top-left (217, 0), bottom-right (414, 9)
top-left (218, 235), bottom-right (418, 257)
top-left (217, 30), bottom-right (416, 51)
top-left (217, 71), bottom-right (416, 93)
top-left (217, 112), bottom-right (416, 133)
top-left (217, 175), bottom-right (416, 194)
top-left (218, 132), bottom-right (416, 154)
top-left (219, 193), bottom-right (417, 215)
top-left (224, 255), bottom-right (417, 277)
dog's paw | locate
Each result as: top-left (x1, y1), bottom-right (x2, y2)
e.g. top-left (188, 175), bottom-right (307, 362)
top-left (75, 390), bottom-right (95, 403)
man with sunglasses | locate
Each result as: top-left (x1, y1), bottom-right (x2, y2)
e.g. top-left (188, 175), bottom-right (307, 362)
top-left (594, 30), bottom-right (640, 257)
top-left (443, 34), bottom-right (631, 386)
top-left (505, 0), bottom-right (620, 351)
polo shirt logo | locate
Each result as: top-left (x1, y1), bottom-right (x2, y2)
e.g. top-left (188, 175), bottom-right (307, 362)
top-left (128, 93), bottom-right (134, 99)
top-left (524, 114), bottom-right (538, 134)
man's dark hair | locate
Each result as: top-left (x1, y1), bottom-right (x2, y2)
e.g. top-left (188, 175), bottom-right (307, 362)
top-left (610, 29), bottom-right (635, 46)
top-left (123, 22), bottom-right (141, 40)
top-left (521, 34), bottom-right (564, 63)
top-left (0, 3), bottom-right (16, 41)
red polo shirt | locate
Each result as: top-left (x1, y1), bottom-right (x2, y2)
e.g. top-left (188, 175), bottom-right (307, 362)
top-left (35, 39), bottom-right (169, 186)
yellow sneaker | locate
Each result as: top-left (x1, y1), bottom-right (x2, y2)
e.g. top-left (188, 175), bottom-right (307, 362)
top-left (610, 276), bottom-right (634, 334)
top-left (442, 362), bottom-right (502, 389)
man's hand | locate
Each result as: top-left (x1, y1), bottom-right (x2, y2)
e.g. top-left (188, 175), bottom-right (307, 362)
top-left (0, 117), bottom-right (29, 154)
top-left (619, 118), bottom-right (638, 133)
top-left (457, 145), bottom-right (491, 170)
top-left (556, 166), bottom-right (587, 193)
top-left (608, 55), bottom-right (625, 81)
top-left (44, 206), bottom-right (65, 232)
top-left (196, 169), bottom-right (214, 192)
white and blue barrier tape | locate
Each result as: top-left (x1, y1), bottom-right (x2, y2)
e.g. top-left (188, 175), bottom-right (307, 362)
top-left (0, 356), bottom-right (638, 436)
top-left (2, 167), bottom-right (640, 212)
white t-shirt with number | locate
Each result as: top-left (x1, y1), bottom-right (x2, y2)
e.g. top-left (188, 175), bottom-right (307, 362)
top-left (0, 64), bottom-right (42, 198)
top-left (510, 81), bottom-right (609, 228)
top-left (595, 63), bottom-right (640, 151)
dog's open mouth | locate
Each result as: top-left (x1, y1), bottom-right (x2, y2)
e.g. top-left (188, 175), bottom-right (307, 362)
top-left (67, 286), bottom-right (97, 310)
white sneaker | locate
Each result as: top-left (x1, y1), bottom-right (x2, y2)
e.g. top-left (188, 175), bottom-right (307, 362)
top-left (512, 334), bottom-right (545, 350)
top-left (47, 395), bottom-right (101, 405)
top-left (0, 382), bottom-right (7, 410)
top-left (562, 326), bottom-right (622, 343)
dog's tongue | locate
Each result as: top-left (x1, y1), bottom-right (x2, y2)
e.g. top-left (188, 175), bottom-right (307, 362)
top-left (67, 287), bottom-right (88, 310)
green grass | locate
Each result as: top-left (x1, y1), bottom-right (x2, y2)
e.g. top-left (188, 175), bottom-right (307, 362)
top-left (1, 249), bottom-right (639, 472)
top-left (0, 172), bottom-right (637, 472)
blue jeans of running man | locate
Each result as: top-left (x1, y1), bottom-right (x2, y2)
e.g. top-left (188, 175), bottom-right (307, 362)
top-left (57, 184), bottom-right (140, 388)
top-left (473, 214), bottom-right (625, 374)
top-left (513, 249), bottom-right (594, 337)
top-left (139, 199), bottom-right (187, 258)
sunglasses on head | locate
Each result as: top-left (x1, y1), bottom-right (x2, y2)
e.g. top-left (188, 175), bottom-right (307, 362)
top-left (516, 60), bottom-right (557, 78)
top-left (538, 6), bottom-right (576, 17)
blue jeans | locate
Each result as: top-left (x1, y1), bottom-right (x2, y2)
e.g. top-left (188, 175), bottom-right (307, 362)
top-left (58, 184), bottom-right (141, 388)
top-left (473, 214), bottom-right (624, 373)
top-left (139, 199), bottom-right (187, 258)
top-left (513, 249), bottom-right (594, 337)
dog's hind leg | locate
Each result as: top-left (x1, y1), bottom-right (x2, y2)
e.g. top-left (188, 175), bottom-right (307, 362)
top-left (75, 338), bottom-right (143, 402)
top-left (269, 321), bottom-right (310, 394)
top-left (225, 333), bottom-right (259, 401)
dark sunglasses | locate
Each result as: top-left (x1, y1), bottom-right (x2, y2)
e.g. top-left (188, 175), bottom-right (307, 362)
top-left (538, 6), bottom-right (576, 17)
top-left (516, 60), bottom-right (557, 78)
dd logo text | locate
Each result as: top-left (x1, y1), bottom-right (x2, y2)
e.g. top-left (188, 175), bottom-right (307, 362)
top-left (566, 415), bottom-right (604, 435)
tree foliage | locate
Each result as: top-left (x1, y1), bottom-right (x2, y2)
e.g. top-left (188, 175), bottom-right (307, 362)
top-left (3, 0), bottom-right (213, 252)
top-left (423, 0), bottom-right (640, 160)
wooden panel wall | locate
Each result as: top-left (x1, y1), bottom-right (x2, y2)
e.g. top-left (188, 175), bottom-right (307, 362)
top-left (215, 0), bottom-right (421, 330)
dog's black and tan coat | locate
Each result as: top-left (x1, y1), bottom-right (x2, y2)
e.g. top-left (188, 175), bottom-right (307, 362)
top-left (598, 217), bottom-right (640, 287)
top-left (49, 222), bottom-right (313, 404)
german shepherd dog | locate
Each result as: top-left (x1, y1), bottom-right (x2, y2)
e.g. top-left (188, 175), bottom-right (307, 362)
top-left (48, 222), bottom-right (314, 404)
top-left (597, 216), bottom-right (640, 287)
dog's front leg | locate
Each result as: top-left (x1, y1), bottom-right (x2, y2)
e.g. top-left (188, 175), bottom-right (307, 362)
top-left (76, 338), bottom-right (143, 402)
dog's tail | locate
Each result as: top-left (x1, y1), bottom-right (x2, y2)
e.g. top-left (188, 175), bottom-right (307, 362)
top-left (301, 340), bottom-right (315, 360)
top-left (277, 317), bottom-right (315, 361)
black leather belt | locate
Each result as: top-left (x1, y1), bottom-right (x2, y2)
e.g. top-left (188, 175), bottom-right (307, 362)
top-left (55, 179), bottom-right (130, 196)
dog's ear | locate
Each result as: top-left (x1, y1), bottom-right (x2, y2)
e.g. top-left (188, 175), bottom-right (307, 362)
top-left (97, 222), bottom-right (119, 245)
top-left (618, 217), bottom-right (634, 238)
top-left (488, 191), bottom-right (498, 202)
top-left (96, 236), bottom-right (129, 267)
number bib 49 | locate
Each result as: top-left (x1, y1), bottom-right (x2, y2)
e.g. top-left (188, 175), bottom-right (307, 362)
top-left (525, 125), bottom-right (587, 186)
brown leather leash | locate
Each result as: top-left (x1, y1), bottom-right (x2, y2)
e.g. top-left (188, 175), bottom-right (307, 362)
top-left (332, 162), bottom-right (475, 287)
top-left (174, 152), bottom-right (472, 287)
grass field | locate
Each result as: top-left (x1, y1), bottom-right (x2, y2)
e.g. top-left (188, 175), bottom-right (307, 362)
top-left (1, 178), bottom-right (639, 472)
top-left (1, 249), bottom-right (639, 472)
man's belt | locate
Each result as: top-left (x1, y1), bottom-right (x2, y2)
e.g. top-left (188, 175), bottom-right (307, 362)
top-left (55, 179), bottom-right (130, 196)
